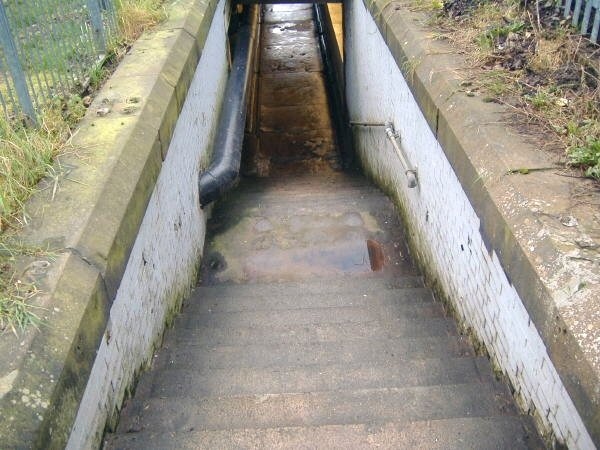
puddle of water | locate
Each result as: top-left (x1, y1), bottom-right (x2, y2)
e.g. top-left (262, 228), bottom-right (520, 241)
top-left (204, 235), bottom-right (401, 284)
top-left (241, 239), bottom-right (374, 281)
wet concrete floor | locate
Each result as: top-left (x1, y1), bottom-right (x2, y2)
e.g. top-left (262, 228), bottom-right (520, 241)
top-left (200, 172), bottom-right (417, 284)
top-left (245, 4), bottom-right (339, 177)
top-left (202, 4), bottom-right (415, 285)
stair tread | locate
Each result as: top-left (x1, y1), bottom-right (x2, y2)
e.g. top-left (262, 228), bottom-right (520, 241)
top-left (183, 288), bottom-right (436, 313)
top-left (169, 319), bottom-right (458, 346)
top-left (106, 416), bottom-right (544, 450)
top-left (190, 282), bottom-right (432, 307)
top-left (153, 336), bottom-right (474, 370)
top-left (212, 192), bottom-right (397, 214)
top-left (170, 318), bottom-right (458, 347)
top-left (193, 276), bottom-right (425, 295)
top-left (116, 384), bottom-right (518, 433)
top-left (135, 356), bottom-right (494, 399)
top-left (174, 304), bottom-right (452, 327)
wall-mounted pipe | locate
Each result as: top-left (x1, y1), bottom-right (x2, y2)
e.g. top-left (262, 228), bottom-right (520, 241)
top-left (198, 12), bottom-right (257, 208)
top-left (350, 120), bottom-right (418, 188)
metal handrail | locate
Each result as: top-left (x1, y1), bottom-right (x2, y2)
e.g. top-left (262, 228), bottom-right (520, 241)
top-left (350, 120), bottom-right (418, 188)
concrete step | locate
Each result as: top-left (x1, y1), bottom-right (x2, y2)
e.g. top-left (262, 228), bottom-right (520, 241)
top-left (217, 176), bottom-right (385, 199)
top-left (135, 356), bottom-right (494, 399)
top-left (116, 383), bottom-right (517, 433)
top-left (153, 336), bottom-right (473, 370)
top-left (259, 72), bottom-right (328, 107)
top-left (194, 276), bottom-right (425, 298)
top-left (235, 170), bottom-right (369, 187)
top-left (182, 291), bottom-right (445, 319)
top-left (259, 130), bottom-right (337, 159)
top-left (186, 285), bottom-right (431, 311)
top-left (175, 303), bottom-right (452, 327)
top-left (231, 181), bottom-right (379, 198)
top-left (106, 416), bottom-right (544, 450)
top-left (171, 318), bottom-right (458, 348)
top-left (214, 188), bottom-right (392, 211)
top-left (261, 6), bottom-right (313, 24)
top-left (169, 318), bottom-right (456, 346)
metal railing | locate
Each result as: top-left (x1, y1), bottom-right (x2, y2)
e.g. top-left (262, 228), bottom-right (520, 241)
top-left (561, 0), bottom-right (600, 42)
top-left (350, 121), bottom-right (418, 188)
top-left (0, 0), bottom-right (118, 121)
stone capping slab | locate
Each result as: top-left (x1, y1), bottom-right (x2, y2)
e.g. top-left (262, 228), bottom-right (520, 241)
top-left (363, 0), bottom-right (600, 444)
top-left (0, 0), bottom-right (219, 447)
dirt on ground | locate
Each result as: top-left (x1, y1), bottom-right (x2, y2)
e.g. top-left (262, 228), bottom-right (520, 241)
top-left (428, 0), bottom-right (600, 179)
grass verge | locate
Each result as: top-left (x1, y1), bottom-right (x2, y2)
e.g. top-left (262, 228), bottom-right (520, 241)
top-left (0, 0), bottom-right (166, 333)
top-left (415, 0), bottom-right (600, 179)
top-left (116, 0), bottom-right (167, 43)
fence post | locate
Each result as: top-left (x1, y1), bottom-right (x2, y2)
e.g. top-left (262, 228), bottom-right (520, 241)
top-left (0, 3), bottom-right (36, 122)
top-left (87, 0), bottom-right (107, 53)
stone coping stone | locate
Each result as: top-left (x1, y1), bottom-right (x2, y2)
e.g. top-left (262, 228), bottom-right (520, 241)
top-left (363, 0), bottom-right (600, 444)
top-left (0, 0), bottom-right (219, 447)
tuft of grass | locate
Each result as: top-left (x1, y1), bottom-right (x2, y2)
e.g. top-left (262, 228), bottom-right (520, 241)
top-left (0, 111), bottom-right (71, 230)
top-left (477, 20), bottom-right (525, 50)
top-left (568, 137), bottom-right (600, 179)
top-left (430, 0), bottom-right (445, 10)
top-left (0, 285), bottom-right (42, 334)
top-left (89, 64), bottom-right (110, 91)
top-left (525, 89), bottom-right (552, 109)
top-left (529, 37), bottom-right (565, 73)
top-left (0, 241), bottom-right (54, 334)
top-left (478, 69), bottom-right (515, 96)
top-left (411, 0), bottom-right (445, 11)
top-left (115, 0), bottom-right (166, 43)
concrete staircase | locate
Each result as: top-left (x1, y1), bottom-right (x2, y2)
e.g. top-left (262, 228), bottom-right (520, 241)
top-left (105, 174), bottom-right (543, 449)
top-left (104, 4), bottom-right (543, 448)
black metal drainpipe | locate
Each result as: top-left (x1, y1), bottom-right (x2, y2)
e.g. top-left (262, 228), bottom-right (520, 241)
top-left (198, 18), bottom-right (256, 208)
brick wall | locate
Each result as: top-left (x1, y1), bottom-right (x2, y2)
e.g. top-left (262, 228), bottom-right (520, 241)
top-left (345, 0), bottom-right (594, 447)
top-left (66, 1), bottom-right (229, 447)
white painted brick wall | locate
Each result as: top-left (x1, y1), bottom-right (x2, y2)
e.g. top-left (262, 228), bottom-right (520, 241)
top-left (345, 0), bottom-right (594, 448)
top-left (66, 1), bottom-right (229, 447)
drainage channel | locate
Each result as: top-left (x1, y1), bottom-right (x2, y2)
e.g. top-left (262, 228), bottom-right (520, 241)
top-left (104, 4), bottom-right (544, 448)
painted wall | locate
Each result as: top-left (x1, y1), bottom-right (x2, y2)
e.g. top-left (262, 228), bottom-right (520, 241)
top-left (345, 0), bottom-right (593, 447)
top-left (66, 1), bottom-right (230, 447)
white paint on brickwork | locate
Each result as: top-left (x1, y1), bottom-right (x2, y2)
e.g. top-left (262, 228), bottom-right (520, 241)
top-left (345, 0), bottom-right (594, 448)
top-left (66, 1), bottom-right (229, 448)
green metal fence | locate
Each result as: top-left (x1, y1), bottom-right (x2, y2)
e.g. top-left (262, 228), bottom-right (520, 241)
top-left (563, 0), bottom-right (600, 43)
top-left (0, 0), bottom-right (117, 121)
